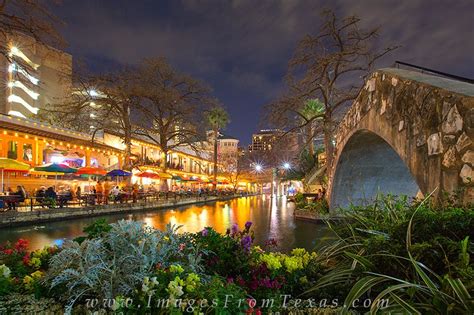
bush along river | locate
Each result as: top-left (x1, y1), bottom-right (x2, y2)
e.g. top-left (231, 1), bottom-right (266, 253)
top-left (0, 195), bottom-right (472, 313)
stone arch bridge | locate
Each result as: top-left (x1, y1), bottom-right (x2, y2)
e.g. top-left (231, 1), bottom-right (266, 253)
top-left (328, 68), bottom-right (474, 209)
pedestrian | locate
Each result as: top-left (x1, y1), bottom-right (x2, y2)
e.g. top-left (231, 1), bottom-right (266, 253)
top-left (76, 186), bottom-right (81, 201)
top-left (103, 180), bottom-right (111, 204)
top-left (132, 182), bottom-right (139, 203)
top-left (95, 180), bottom-right (104, 204)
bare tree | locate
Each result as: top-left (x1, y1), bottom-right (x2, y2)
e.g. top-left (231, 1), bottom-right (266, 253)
top-left (0, 0), bottom-right (64, 60)
top-left (132, 58), bottom-right (216, 178)
top-left (40, 68), bottom-right (139, 169)
top-left (267, 9), bottom-right (398, 168)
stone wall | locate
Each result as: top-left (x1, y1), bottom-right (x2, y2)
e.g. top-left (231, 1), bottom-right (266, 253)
top-left (329, 68), bottom-right (474, 208)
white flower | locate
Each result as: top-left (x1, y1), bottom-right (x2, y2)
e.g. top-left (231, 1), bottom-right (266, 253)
top-left (150, 277), bottom-right (159, 286)
top-left (0, 264), bottom-right (11, 278)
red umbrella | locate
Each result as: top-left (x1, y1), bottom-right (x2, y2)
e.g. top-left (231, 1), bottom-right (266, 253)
top-left (136, 170), bottom-right (160, 179)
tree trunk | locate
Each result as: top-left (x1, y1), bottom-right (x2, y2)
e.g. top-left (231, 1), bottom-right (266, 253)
top-left (123, 128), bottom-right (132, 171)
top-left (161, 150), bottom-right (169, 192)
top-left (306, 124), bottom-right (315, 158)
top-left (323, 121), bottom-right (335, 169)
top-left (212, 127), bottom-right (218, 190)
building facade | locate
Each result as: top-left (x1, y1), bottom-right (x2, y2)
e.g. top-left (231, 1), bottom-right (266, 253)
top-left (0, 32), bottom-right (72, 119)
top-left (248, 129), bottom-right (280, 152)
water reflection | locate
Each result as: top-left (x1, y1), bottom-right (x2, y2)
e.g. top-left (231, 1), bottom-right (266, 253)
top-left (0, 196), bottom-right (335, 252)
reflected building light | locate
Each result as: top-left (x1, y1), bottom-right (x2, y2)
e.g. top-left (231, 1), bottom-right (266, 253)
top-left (8, 94), bottom-right (39, 114)
top-left (8, 81), bottom-right (39, 99)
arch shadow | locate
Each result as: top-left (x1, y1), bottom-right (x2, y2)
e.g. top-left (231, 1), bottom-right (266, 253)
top-left (330, 129), bottom-right (421, 210)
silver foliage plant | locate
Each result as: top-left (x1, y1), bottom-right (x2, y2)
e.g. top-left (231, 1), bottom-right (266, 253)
top-left (46, 220), bottom-right (203, 313)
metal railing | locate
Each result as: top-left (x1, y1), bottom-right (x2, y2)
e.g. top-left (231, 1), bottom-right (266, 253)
top-left (394, 61), bottom-right (474, 84)
top-left (0, 191), bottom-right (250, 213)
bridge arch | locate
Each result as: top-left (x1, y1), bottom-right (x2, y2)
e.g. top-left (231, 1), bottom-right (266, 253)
top-left (327, 68), bottom-right (474, 210)
top-left (330, 129), bottom-right (420, 209)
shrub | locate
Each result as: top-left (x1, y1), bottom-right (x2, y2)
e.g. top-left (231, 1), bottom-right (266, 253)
top-left (46, 220), bottom-right (203, 312)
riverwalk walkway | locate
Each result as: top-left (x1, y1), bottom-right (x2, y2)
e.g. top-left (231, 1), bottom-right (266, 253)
top-left (0, 193), bottom-right (255, 227)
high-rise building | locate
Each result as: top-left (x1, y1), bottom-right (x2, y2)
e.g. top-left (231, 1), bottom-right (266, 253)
top-left (0, 32), bottom-right (72, 119)
top-left (247, 129), bottom-right (280, 152)
top-left (206, 130), bottom-right (239, 172)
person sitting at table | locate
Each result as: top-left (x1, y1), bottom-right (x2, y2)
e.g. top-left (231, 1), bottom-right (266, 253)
top-left (5, 187), bottom-right (17, 210)
top-left (16, 186), bottom-right (27, 202)
top-left (45, 186), bottom-right (57, 208)
top-left (111, 185), bottom-right (120, 203)
top-left (58, 186), bottom-right (72, 208)
top-left (35, 186), bottom-right (46, 208)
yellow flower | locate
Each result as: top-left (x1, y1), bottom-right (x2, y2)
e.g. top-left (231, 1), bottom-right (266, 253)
top-left (260, 253), bottom-right (282, 270)
top-left (170, 264), bottom-right (184, 274)
top-left (28, 257), bottom-right (42, 269)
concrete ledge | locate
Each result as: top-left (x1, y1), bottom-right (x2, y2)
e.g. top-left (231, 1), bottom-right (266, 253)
top-left (0, 194), bottom-right (251, 228)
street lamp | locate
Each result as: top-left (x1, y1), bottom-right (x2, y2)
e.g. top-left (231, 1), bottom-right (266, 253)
top-left (283, 162), bottom-right (291, 170)
top-left (255, 164), bottom-right (263, 172)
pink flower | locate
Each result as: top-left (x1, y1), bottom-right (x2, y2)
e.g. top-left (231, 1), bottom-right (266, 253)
top-left (3, 249), bottom-right (13, 255)
top-left (22, 253), bottom-right (30, 265)
top-left (179, 243), bottom-right (186, 251)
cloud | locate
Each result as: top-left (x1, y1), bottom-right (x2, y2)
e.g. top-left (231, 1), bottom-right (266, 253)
top-left (51, 0), bottom-right (474, 143)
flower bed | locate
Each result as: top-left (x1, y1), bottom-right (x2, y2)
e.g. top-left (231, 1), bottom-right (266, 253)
top-left (0, 198), bottom-right (472, 314)
top-left (293, 193), bottom-right (330, 221)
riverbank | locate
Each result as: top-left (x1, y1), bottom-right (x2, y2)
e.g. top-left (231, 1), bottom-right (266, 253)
top-left (0, 194), bottom-right (256, 228)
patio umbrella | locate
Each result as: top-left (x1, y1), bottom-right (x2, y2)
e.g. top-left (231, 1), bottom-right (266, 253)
top-left (34, 163), bottom-right (77, 187)
top-left (106, 169), bottom-right (132, 177)
top-left (107, 169), bottom-right (132, 185)
top-left (136, 170), bottom-right (161, 179)
top-left (34, 163), bottom-right (78, 173)
top-left (158, 172), bottom-right (173, 179)
top-left (76, 166), bottom-right (107, 176)
top-left (76, 167), bottom-right (107, 190)
top-left (0, 158), bottom-right (30, 192)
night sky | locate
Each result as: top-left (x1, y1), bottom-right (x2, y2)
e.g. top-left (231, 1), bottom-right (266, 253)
top-left (52, 0), bottom-right (474, 145)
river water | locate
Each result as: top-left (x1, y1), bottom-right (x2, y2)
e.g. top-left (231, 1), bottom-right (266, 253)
top-left (0, 195), bottom-right (335, 252)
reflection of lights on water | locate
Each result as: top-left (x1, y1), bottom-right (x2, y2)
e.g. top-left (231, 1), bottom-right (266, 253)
top-left (53, 239), bottom-right (64, 247)
top-left (143, 217), bottom-right (153, 228)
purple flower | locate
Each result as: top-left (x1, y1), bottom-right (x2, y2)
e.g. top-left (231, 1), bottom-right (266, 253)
top-left (201, 228), bottom-right (208, 237)
top-left (231, 223), bottom-right (239, 235)
top-left (245, 221), bottom-right (252, 230)
top-left (241, 235), bottom-right (253, 252)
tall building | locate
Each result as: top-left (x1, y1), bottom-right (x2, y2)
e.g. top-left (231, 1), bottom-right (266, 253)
top-left (206, 130), bottom-right (239, 172)
top-left (248, 129), bottom-right (280, 152)
top-left (0, 32), bottom-right (72, 119)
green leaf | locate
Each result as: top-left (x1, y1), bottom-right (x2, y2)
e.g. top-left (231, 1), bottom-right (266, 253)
top-left (342, 276), bottom-right (388, 311)
top-left (446, 277), bottom-right (472, 310)
top-left (344, 251), bottom-right (374, 270)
